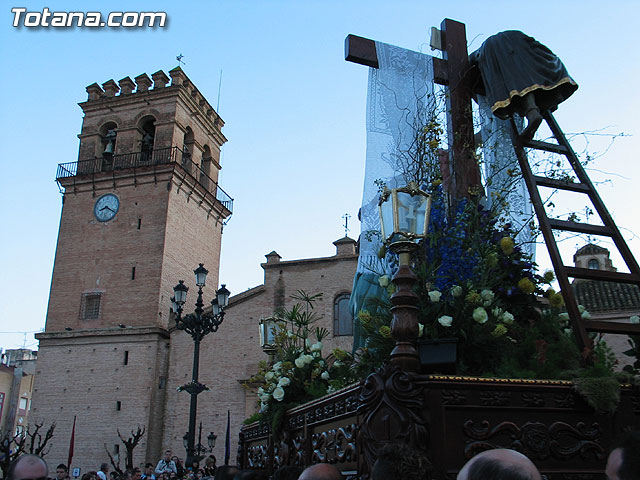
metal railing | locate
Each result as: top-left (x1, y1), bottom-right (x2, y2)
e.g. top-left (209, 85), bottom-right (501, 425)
top-left (56, 146), bottom-right (233, 212)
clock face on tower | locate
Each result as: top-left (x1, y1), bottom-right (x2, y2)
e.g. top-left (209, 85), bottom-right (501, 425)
top-left (94, 193), bottom-right (120, 222)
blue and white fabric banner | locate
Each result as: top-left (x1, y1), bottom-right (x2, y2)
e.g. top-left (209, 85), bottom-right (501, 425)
top-left (350, 42), bottom-right (434, 329)
top-left (478, 97), bottom-right (536, 260)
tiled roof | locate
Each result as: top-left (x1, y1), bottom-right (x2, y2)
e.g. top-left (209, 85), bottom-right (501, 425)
top-left (573, 280), bottom-right (640, 312)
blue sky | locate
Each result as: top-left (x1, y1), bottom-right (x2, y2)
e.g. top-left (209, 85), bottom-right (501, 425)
top-left (1, 1), bottom-right (639, 350)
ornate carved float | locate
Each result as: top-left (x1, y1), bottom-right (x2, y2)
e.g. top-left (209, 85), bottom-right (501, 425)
top-left (239, 365), bottom-right (640, 479)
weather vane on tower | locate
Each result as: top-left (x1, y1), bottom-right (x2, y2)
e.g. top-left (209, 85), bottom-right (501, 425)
top-left (342, 213), bottom-right (351, 237)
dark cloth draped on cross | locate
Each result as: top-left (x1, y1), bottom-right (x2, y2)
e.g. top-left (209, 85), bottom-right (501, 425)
top-left (469, 30), bottom-right (578, 119)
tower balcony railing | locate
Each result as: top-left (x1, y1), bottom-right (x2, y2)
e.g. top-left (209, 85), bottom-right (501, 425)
top-left (56, 146), bottom-right (233, 212)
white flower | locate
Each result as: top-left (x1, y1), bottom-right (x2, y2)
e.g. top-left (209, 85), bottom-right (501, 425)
top-left (311, 341), bottom-right (323, 352)
top-left (272, 386), bottom-right (285, 402)
top-left (321, 371), bottom-right (330, 380)
top-left (265, 371), bottom-right (275, 381)
top-left (492, 307), bottom-right (504, 318)
top-left (631, 315), bottom-right (640, 324)
top-left (259, 392), bottom-right (271, 402)
top-left (257, 387), bottom-right (264, 395)
top-left (428, 290), bottom-right (442, 302)
top-left (501, 311), bottom-right (515, 325)
top-left (333, 360), bottom-right (343, 367)
top-left (378, 275), bottom-right (390, 287)
top-left (273, 361), bottom-right (282, 372)
top-left (305, 354), bottom-right (314, 364)
top-left (278, 376), bottom-right (291, 387)
top-left (559, 312), bottom-right (570, 321)
top-left (480, 289), bottom-right (494, 302)
top-left (451, 285), bottom-right (463, 298)
top-left (305, 338), bottom-right (312, 348)
top-left (473, 307), bottom-right (488, 324)
top-left (437, 315), bottom-right (453, 327)
top-left (581, 310), bottom-right (591, 320)
top-left (295, 357), bottom-right (305, 368)
top-left (578, 305), bottom-right (586, 314)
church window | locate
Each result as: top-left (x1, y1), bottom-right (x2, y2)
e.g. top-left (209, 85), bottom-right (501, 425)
top-left (81, 293), bottom-right (102, 320)
top-left (131, 267), bottom-right (136, 280)
top-left (124, 351), bottom-right (129, 366)
top-left (334, 293), bottom-right (353, 336)
top-left (116, 401), bottom-right (121, 411)
top-left (588, 259), bottom-right (599, 270)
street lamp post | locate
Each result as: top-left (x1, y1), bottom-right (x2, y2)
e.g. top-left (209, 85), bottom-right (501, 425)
top-left (378, 182), bottom-right (432, 372)
top-left (172, 264), bottom-right (230, 468)
top-left (182, 422), bottom-right (217, 465)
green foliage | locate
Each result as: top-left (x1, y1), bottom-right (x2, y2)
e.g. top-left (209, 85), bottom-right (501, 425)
top-left (243, 291), bottom-right (359, 439)
top-left (572, 341), bottom-right (621, 414)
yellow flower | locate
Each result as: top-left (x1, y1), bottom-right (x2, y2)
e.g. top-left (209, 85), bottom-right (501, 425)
top-left (358, 311), bottom-right (372, 326)
top-left (465, 291), bottom-right (483, 306)
top-left (549, 292), bottom-right (564, 307)
top-left (378, 326), bottom-right (392, 338)
top-left (543, 270), bottom-right (555, 283)
top-left (491, 325), bottom-right (508, 337)
top-left (517, 278), bottom-right (535, 294)
top-left (486, 252), bottom-right (498, 268)
top-left (499, 237), bottom-right (515, 255)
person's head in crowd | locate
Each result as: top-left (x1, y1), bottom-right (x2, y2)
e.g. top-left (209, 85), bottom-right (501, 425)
top-left (81, 471), bottom-right (99, 480)
top-left (298, 463), bottom-right (341, 480)
top-left (232, 470), bottom-right (269, 480)
top-left (371, 442), bottom-right (432, 480)
top-left (457, 449), bottom-right (542, 480)
top-left (606, 430), bottom-right (640, 480)
top-left (272, 465), bottom-right (304, 480)
top-left (56, 464), bottom-right (69, 480)
top-left (213, 466), bottom-right (239, 480)
top-left (7, 454), bottom-right (49, 480)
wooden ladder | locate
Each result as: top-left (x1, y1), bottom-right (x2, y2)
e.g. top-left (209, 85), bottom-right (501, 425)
top-left (508, 111), bottom-right (640, 354)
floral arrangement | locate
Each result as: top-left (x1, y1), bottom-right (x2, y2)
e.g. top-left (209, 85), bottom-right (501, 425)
top-left (355, 188), bottom-right (614, 380)
top-left (244, 291), bottom-right (357, 437)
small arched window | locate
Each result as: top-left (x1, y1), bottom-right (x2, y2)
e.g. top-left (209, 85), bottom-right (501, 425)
top-left (588, 259), bottom-right (599, 270)
top-left (182, 127), bottom-right (195, 172)
top-left (140, 117), bottom-right (156, 163)
top-left (100, 122), bottom-right (117, 156)
top-left (200, 145), bottom-right (212, 189)
top-left (334, 293), bottom-right (353, 336)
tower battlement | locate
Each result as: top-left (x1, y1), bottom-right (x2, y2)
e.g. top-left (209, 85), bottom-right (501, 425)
top-left (83, 67), bottom-right (223, 127)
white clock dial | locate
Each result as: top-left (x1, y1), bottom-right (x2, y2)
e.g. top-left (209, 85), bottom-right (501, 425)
top-left (94, 194), bottom-right (120, 222)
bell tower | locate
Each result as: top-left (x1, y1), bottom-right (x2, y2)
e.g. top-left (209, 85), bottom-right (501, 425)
top-left (31, 68), bottom-right (232, 471)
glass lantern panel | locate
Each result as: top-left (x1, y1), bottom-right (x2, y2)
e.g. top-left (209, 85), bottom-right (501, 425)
top-left (379, 199), bottom-right (394, 242)
top-left (395, 191), bottom-right (424, 236)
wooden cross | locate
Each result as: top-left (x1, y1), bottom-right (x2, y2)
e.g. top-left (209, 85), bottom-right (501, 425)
top-left (345, 18), bottom-right (482, 199)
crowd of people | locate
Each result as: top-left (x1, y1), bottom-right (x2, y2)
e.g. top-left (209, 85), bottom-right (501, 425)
top-left (5, 431), bottom-right (639, 480)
